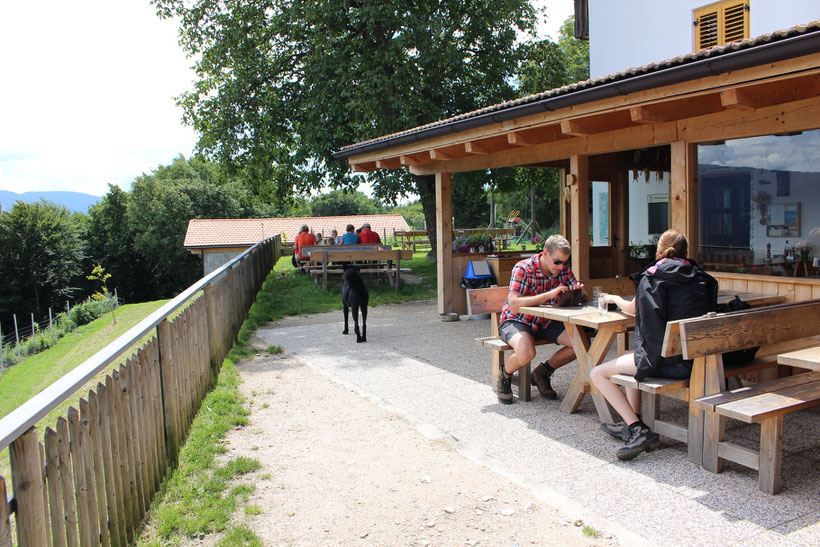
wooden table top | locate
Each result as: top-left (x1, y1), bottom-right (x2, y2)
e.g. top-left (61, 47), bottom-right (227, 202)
top-left (519, 305), bottom-right (634, 329)
top-left (777, 345), bottom-right (820, 371)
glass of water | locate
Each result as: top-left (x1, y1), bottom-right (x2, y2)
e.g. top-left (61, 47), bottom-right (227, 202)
top-left (598, 292), bottom-right (608, 316)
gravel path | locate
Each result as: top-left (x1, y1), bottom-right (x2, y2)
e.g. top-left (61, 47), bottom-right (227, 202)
top-left (214, 353), bottom-right (617, 546)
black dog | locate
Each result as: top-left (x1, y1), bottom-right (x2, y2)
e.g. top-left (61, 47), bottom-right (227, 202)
top-left (341, 264), bottom-right (369, 343)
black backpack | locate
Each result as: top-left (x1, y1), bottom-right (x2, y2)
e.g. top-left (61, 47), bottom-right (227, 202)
top-left (717, 296), bottom-right (759, 369)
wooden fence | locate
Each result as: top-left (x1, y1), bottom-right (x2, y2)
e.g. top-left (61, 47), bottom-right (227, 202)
top-left (0, 235), bottom-right (282, 546)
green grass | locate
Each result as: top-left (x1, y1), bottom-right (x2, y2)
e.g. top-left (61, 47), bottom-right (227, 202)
top-left (0, 300), bottom-right (169, 484)
top-left (266, 252), bottom-right (437, 319)
top-left (583, 525), bottom-right (602, 538)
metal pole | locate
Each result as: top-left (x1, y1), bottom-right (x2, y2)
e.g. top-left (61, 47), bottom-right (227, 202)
top-left (30, 313), bottom-right (35, 350)
top-left (1, 325), bottom-right (4, 370)
top-left (49, 308), bottom-right (53, 339)
top-left (13, 314), bottom-right (20, 361)
top-left (111, 289), bottom-right (117, 325)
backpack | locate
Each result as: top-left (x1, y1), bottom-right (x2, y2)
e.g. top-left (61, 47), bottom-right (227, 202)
top-left (717, 296), bottom-right (759, 370)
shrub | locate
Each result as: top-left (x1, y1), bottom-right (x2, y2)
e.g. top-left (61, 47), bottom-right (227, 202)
top-left (69, 293), bottom-right (116, 327)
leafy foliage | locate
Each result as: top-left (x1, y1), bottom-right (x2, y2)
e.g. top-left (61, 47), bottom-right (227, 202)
top-left (309, 190), bottom-right (381, 217)
top-left (152, 0), bottom-right (538, 251)
top-left (0, 199), bottom-right (85, 330)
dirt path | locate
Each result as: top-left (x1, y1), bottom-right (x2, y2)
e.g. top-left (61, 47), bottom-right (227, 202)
top-left (212, 353), bottom-right (618, 546)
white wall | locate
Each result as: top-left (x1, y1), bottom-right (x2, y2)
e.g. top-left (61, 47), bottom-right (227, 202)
top-left (628, 171), bottom-right (669, 246)
top-left (589, 0), bottom-right (820, 79)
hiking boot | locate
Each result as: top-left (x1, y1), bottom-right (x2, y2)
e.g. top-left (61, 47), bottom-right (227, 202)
top-left (600, 421), bottom-right (630, 442)
top-left (497, 366), bottom-right (513, 404)
top-left (531, 363), bottom-right (557, 400)
top-left (616, 421), bottom-right (661, 461)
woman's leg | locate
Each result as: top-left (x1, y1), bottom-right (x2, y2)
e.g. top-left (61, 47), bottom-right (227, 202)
top-left (590, 353), bottom-right (639, 424)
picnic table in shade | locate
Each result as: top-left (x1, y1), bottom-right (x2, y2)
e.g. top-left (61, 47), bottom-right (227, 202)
top-left (777, 344), bottom-right (820, 371)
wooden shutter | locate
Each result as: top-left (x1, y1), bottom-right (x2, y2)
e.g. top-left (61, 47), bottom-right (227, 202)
top-left (694, 1), bottom-right (749, 51)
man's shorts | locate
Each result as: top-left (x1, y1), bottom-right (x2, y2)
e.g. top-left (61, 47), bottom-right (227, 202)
top-left (499, 320), bottom-right (565, 345)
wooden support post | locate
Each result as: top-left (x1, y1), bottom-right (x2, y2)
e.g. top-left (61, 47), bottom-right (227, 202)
top-left (569, 155), bottom-right (590, 280)
top-left (204, 284), bottom-right (219, 379)
top-left (10, 427), bottom-right (48, 547)
top-left (0, 477), bottom-right (12, 547)
top-left (435, 172), bottom-right (454, 315)
top-left (670, 141), bottom-right (699, 259)
top-left (157, 320), bottom-right (179, 464)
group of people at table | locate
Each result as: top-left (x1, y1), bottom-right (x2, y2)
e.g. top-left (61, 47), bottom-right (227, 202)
top-left (499, 229), bottom-right (717, 461)
top-left (293, 222), bottom-right (383, 261)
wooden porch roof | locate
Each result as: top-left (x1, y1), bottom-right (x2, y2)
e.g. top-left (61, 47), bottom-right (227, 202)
top-left (335, 21), bottom-right (820, 176)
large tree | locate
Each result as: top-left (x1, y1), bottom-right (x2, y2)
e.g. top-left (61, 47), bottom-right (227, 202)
top-left (0, 200), bottom-right (85, 328)
top-left (153, 0), bottom-right (536, 257)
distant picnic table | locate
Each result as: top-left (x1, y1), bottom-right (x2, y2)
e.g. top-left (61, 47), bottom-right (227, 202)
top-left (302, 245), bottom-right (412, 291)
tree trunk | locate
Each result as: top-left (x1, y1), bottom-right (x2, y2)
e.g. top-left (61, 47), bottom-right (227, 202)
top-left (415, 175), bottom-right (438, 261)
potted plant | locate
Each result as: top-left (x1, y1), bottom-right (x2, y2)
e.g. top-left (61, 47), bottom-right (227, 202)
top-left (629, 241), bottom-right (650, 259)
top-left (795, 241), bottom-right (813, 260)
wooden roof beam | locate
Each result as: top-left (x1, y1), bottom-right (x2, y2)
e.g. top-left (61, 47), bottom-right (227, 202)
top-left (399, 153), bottom-right (428, 166)
top-left (375, 157), bottom-right (402, 169)
top-left (350, 161), bottom-right (378, 172)
top-left (722, 74), bottom-right (820, 110)
top-left (464, 142), bottom-right (489, 155)
top-left (630, 94), bottom-right (724, 123)
top-left (508, 125), bottom-right (564, 146)
top-left (560, 111), bottom-right (635, 136)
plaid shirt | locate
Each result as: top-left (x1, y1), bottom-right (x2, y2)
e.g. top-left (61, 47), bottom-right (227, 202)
top-left (499, 254), bottom-right (578, 331)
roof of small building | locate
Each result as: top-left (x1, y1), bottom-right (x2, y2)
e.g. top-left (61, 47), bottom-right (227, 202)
top-left (183, 214), bottom-right (412, 248)
top-left (335, 20), bottom-right (820, 158)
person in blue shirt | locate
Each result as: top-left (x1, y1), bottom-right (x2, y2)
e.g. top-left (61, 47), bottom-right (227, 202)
top-left (341, 224), bottom-right (359, 245)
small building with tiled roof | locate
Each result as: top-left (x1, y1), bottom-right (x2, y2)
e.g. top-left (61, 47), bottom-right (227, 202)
top-left (184, 215), bottom-right (411, 274)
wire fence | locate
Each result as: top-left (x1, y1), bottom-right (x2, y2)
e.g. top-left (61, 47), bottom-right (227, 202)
top-left (0, 291), bottom-right (120, 370)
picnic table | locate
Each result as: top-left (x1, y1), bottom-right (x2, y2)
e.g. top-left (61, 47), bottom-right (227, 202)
top-left (307, 247), bottom-right (413, 291)
top-left (519, 290), bottom-right (788, 423)
top-left (777, 344), bottom-right (820, 371)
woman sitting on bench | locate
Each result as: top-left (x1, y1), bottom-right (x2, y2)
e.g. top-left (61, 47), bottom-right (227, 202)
top-left (590, 229), bottom-right (717, 461)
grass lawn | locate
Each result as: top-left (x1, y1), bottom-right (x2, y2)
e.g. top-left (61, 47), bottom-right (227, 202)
top-left (265, 251), bottom-right (437, 319)
top-left (0, 300), bottom-right (169, 486)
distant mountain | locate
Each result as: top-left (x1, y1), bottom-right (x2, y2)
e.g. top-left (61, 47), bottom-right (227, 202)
top-left (0, 190), bottom-right (101, 213)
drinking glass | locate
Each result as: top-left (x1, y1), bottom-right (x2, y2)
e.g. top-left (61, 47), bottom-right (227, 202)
top-left (592, 286), bottom-right (601, 309)
top-left (598, 292), bottom-right (608, 316)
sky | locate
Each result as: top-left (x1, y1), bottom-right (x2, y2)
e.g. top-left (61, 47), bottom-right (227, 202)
top-left (0, 0), bottom-right (574, 198)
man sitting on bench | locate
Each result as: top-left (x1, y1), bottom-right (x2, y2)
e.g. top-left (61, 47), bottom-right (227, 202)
top-left (497, 235), bottom-right (584, 404)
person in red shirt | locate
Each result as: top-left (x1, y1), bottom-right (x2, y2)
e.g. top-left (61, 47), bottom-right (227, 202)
top-left (294, 224), bottom-right (317, 262)
top-left (358, 223), bottom-right (381, 244)
top-left (496, 234), bottom-right (584, 404)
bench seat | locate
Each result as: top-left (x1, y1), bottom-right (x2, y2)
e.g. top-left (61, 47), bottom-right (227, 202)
top-left (692, 371), bottom-right (820, 494)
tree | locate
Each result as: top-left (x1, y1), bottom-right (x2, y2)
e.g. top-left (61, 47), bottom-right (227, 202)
top-left (310, 190), bottom-right (380, 217)
top-left (153, 0), bottom-right (537, 259)
top-left (0, 200), bottom-right (85, 327)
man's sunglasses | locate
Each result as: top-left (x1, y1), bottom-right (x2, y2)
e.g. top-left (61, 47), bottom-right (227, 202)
top-left (552, 257), bottom-right (571, 266)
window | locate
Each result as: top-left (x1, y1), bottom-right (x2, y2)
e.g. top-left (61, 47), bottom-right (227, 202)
top-left (694, 1), bottom-right (750, 51)
top-left (698, 130), bottom-right (820, 275)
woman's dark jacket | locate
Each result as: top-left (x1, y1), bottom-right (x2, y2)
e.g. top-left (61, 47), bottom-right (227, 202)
top-left (629, 258), bottom-right (718, 381)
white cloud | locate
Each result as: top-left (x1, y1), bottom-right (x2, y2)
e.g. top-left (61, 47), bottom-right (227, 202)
top-left (0, 0), bottom-right (198, 196)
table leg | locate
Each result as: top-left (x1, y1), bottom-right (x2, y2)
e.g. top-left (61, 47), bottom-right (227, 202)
top-left (559, 324), bottom-right (616, 423)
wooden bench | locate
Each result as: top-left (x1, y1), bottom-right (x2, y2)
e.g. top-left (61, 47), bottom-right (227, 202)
top-left (609, 292), bottom-right (791, 462)
top-left (675, 299), bottom-right (820, 493)
top-left (466, 286), bottom-right (552, 402)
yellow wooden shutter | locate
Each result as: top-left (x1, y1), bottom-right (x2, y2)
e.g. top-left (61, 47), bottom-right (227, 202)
top-left (694, 1), bottom-right (749, 51)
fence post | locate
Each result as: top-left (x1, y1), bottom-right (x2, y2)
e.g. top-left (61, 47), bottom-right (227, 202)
top-left (48, 308), bottom-right (53, 339)
top-left (156, 320), bottom-right (180, 464)
top-left (0, 326), bottom-right (3, 370)
top-left (10, 427), bottom-right (49, 546)
top-left (30, 313), bottom-right (35, 351)
top-left (13, 315), bottom-right (20, 361)
top-left (203, 284), bottom-right (220, 380)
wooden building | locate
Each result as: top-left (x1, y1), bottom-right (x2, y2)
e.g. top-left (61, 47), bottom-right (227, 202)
top-left (333, 21), bottom-right (820, 314)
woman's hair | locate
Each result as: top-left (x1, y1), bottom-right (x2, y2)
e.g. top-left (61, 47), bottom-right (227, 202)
top-left (655, 229), bottom-right (688, 260)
